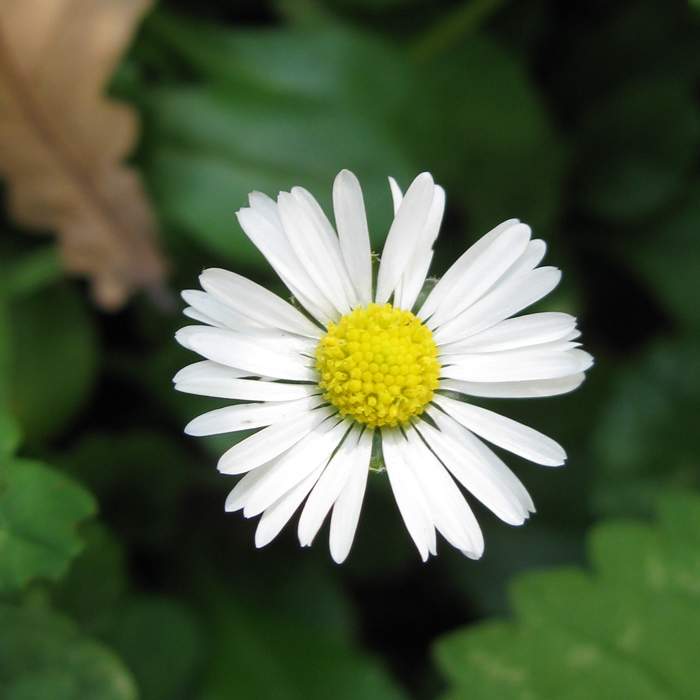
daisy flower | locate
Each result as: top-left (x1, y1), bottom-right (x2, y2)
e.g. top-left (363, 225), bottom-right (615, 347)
top-left (174, 170), bottom-right (592, 563)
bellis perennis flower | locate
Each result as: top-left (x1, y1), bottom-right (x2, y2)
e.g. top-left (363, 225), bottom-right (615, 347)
top-left (174, 170), bottom-right (592, 563)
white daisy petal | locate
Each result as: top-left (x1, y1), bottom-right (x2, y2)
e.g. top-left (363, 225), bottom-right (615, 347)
top-left (439, 312), bottom-right (577, 354)
top-left (419, 412), bottom-right (534, 524)
top-left (225, 418), bottom-right (339, 514)
top-left (493, 239), bottom-right (548, 288)
top-left (425, 223), bottom-right (532, 329)
top-left (176, 171), bottom-right (591, 563)
top-left (298, 423), bottom-right (366, 547)
top-left (182, 305), bottom-right (221, 329)
top-left (440, 345), bottom-right (587, 383)
top-left (333, 170), bottom-right (373, 307)
top-left (278, 191), bottom-right (354, 316)
top-left (402, 430), bottom-right (484, 558)
top-left (174, 361), bottom-right (316, 402)
top-left (418, 218), bottom-right (520, 322)
top-left (381, 427), bottom-right (437, 561)
top-left (254, 464), bottom-right (326, 549)
top-left (243, 418), bottom-right (350, 517)
top-left (185, 395), bottom-right (323, 437)
top-left (375, 173), bottom-right (435, 305)
top-left (395, 185), bottom-right (445, 311)
top-left (217, 407), bottom-right (333, 475)
top-left (432, 266), bottom-right (563, 345)
top-left (388, 176), bottom-right (403, 214)
top-left (329, 429), bottom-right (373, 563)
top-left (175, 326), bottom-right (315, 381)
top-left (432, 394), bottom-right (566, 466)
top-left (182, 290), bottom-right (262, 331)
top-left (198, 269), bottom-right (323, 338)
top-left (237, 205), bottom-right (336, 323)
top-left (440, 373), bottom-right (587, 398)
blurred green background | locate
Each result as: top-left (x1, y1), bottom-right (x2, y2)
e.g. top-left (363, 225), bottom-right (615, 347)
top-left (2, 0), bottom-right (700, 698)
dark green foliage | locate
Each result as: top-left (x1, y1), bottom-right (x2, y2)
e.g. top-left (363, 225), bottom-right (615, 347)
top-left (1, 0), bottom-right (699, 697)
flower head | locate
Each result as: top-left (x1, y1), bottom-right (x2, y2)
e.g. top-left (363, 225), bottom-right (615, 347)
top-left (174, 170), bottom-right (592, 563)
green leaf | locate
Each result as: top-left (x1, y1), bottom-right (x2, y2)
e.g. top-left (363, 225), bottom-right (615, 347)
top-left (7, 284), bottom-right (99, 445)
top-left (624, 187), bottom-right (700, 327)
top-left (592, 336), bottom-right (700, 518)
top-left (202, 578), bottom-right (410, 700)
top-left (51, 524), bottom-right (127, 636)
top-left (108, 597), bottom-right (204, 700)
top-left (141, 14), bottom-right (416, 264)
top-left (0, 409), bottom-right (21, 460)
top-left (402, 35), bottom-right (567, 236)
top-left (0, 603), bottom-right (137, 700)
top-left (576, 79), bottom-right (700, 222)
top-left (0, 459), bottom-right (96, 596)
top-left (435, 491), bottom-right (700, 700)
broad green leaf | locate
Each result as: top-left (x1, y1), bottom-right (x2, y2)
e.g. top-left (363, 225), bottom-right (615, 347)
top-left (202, 578), bottom-right (409, 700)
top-left (0, 409), bottom-right (21, 460)
top-left (0, 459), bottom-right (96, 596)
top-left (435, 491), bottom-right (700, 700)
top-left (56, 430), bottom-right (194, 550)
top-left (0, 603), bottom-right (137, 700)
top-left (108, 597), bottom-right (204, 700)
top-left (141, 13), bottom-right (415, 264)
top-left (402, 35), bottom-right (567, 236)
top-left (51, 524), bottom-right (127, 636)
top-left (7, 283), bottom-right (99, 445)
top-left (625, 187), bottom-right (700, 327)
top-left (592, 337), bottom-right (700, 518)
top-left (575, 79), bottom-right (700, 222)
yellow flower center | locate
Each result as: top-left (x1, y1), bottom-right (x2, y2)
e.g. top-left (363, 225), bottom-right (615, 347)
top-left (315, 303), bottom-right (440, 429)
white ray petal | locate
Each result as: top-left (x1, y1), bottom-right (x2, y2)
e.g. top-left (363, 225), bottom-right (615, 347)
top-left (419, 219), bottom-right (520, 321)
top-left (439, 373), bottom-right (587, 398)
top-left (217, 406), bottom-right (334, 474)
top-left (395, 185), bottom-right (445, 311)
top-left (381, 427), bottom-right (437, 561)
top-left (432, 394), bottom-right (566, 466)
top-left (375, 173), bottom-right (435, 305)
top-left (426, 223), bottom-right (532, 329)
top-left (388, 177), bottom-right (403, 214)
top-left (175, 361), bottom-right (316, 402)
top-left (254, 464), bottom-right (326, 548)
top-left (439, 312), bottom-right (577, 354)
top-left (243, 419), bottom-right (350, 517)
top-left (182, 306), bottom-right (222, 329)
top-left (182, 290), bottom-right (263, 331)
top-left (333, 170), bottom-right (373, 307)
top-left (291, 186), bottom-right (360, 307)
top-left (278, 191), bottom-right (354, 316)
top-left (493, 239), bottom-right (548, 288)
top-left (440, 345), bottom-right (587, 383)
top-left (298, 423), bottom-right (366, 547)
top-left (432, 266), bottom-right (562, 345)
top-left (198, 269), bottom-right (323, 338)
top-left (185, 395), bottom-right (323, 436)
top-left (418, 415), bottom-right (533, 525)
top-left (402, 430), bottom-right (484, 558)
top-left (329, 429), bottom-right (372, 563)
top-left (175, 326), bottom-right (316, 382)
top-left (237, 205), bottom-right (336, 323)
top-left (225, 459), bottom-right (278, 513)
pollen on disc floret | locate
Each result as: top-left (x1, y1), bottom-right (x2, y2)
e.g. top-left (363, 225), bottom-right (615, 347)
top-left (315, 303), bottom-right (441, 428)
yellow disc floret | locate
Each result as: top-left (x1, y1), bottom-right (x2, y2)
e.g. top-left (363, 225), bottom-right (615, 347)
top-left (315, 303), bottom-right (440, 428)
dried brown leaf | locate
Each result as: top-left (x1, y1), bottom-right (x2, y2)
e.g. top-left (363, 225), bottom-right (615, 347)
top-left (0, 0), bottom-right (167, 309)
